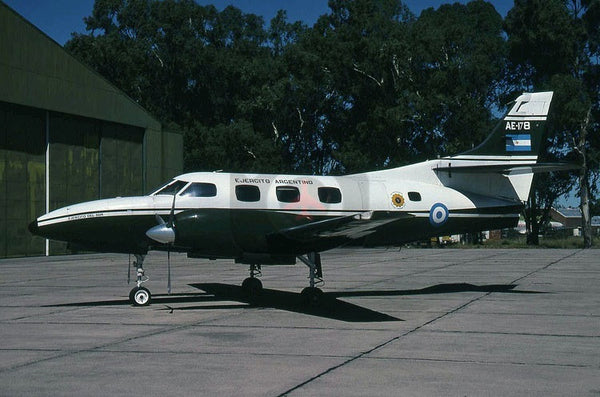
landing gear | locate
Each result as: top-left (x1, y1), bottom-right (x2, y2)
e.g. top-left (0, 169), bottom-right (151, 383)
top-left (301, 287), bottom-right (323, 306)
top-left (130, 286), bottom-right (151, 306)
top-left (129, 254), bottom-right (151, 306)
top-left (242, 277), bottom-right (263, 296)
top-left (298, 252), bottom-right (324, 306)
top-left (242, 264), bottom-right (263, 299)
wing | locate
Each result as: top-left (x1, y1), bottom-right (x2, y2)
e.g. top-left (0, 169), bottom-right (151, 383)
top-left (266, 211), bottom-right (414, 252)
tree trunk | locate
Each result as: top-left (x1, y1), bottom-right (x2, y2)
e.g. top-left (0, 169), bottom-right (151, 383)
top-left (526, 193), bottom-right (539, 245)
top-left (579, 106), bottom-right (593, 248)
top-left (580, 175), bottom-right (592, 247)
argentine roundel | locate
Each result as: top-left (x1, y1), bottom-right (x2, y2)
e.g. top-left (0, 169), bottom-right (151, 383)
top-left (429, 203), bottom-right (449, 227)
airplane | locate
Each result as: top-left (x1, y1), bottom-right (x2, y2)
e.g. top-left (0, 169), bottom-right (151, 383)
top-left (29, 91), bottom-right (571, 307)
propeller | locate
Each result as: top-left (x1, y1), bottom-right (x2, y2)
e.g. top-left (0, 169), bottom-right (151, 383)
top-left (146, 193), bottom-right (178, 294)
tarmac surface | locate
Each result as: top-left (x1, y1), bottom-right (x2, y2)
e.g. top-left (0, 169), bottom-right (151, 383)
top-left (0, 248), bottom-right (599, 396)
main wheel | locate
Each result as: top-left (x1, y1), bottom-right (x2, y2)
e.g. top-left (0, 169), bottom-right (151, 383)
top-left (241, 277), bottom-right (263, 298)
top-left (130, 286), bottom-right (151, 306)
top-left (301, 287), bottom-right (323, 306)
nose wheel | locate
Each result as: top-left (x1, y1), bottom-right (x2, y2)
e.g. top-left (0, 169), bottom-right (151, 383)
top-left (129, 254), bottom-right (152, 306)
top-left (130, 286), bottom-right (151, 306)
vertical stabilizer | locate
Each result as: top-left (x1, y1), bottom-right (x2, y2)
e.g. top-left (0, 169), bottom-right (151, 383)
top-left (437, 92), bottom-right (554, 202)
top-left (459, 91), bottom-right (553, 159)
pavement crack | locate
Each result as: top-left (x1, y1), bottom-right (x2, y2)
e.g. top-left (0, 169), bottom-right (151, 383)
top-left (0, 311), bottom-right (244, 374)
top-left (275, 250), bottom-right (583, 396)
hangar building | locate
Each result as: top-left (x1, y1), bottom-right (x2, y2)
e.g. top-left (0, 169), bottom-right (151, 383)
top-left (0, 2), bottom-right (183, 257)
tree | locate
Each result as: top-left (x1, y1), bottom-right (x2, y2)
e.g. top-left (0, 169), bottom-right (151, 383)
top-left (409, 0), bottom-right (506, 158)
top-left (284, 0), bottom-right (417, 173)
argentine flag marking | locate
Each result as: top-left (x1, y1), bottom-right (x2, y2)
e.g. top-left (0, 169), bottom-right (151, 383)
top-left (506, 134), bottom-right (531, 152)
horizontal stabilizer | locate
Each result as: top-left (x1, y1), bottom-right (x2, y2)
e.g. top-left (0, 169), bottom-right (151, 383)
top-left (434, 162), bottom-right (579, 176)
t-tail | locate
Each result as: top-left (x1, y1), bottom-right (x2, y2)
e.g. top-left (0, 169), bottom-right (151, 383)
top-left (433, 92), bottom-right (562, 202)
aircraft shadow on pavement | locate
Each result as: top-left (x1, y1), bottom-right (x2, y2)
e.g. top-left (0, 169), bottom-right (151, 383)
top-left (43, 282), bottom-right (543, 323)
top-left (188, 283), bottom-right (401, 322)
top-left (185, 282), bottom-right (542, 322)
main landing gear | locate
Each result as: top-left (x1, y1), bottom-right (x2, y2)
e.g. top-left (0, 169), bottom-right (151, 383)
top-left (240, 252), bottom-right (324, 305)
top-left (129, 254), bottom-right (151, 306)
top-left (242, 264), bottom-right (263, 299)
top-left (298, 252), bottom-right (324, 306)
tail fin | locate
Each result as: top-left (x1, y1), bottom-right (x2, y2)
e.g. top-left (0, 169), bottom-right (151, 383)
top-left (435, 92), bottom-right (555, 202)
top-left (458, 91), bottom-right (553, 159)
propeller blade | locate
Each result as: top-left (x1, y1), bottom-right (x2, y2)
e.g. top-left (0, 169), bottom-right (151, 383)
top-left (167, 249), bottom-right (172, 295)
top-left (168, 194), bottom-right (177, 227)
top-left (127, 254), bottom-right (131, 284)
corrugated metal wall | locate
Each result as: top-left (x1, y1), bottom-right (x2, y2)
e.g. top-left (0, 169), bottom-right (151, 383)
top-left (100, 122), bottom-right (144, 198)
top-left (0, 101), bottom-right (145, 257)
top-left (0, 102), bottom-right (46, 257)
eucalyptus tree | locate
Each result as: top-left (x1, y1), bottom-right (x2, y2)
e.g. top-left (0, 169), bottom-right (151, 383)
top-left (287, 0), bottom-right (418, 173)
top-left (409, 0), bottom-right (506, 158)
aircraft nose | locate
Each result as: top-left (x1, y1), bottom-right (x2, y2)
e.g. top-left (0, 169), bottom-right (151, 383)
top-left (28, 220), bottom-right (40, 236)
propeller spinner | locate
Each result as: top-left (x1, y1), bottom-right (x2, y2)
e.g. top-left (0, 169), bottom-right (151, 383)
top-left (146, 194), bottom-right (177, 244)
top-left (145, 222), bottom-right (175, 244)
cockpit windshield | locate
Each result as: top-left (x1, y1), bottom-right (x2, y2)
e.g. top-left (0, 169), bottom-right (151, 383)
top-left (151, 180), bottom-right (188, 196)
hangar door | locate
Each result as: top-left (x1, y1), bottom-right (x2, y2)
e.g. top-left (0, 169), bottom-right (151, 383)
top-left (48, 113), bottom-right (144, 254)
top-left (0, 102), bottom-right (46, 257)
top-left (0, 103), bottom-right (145, 258)
top-left (99, 121), bottom-right (144, 198)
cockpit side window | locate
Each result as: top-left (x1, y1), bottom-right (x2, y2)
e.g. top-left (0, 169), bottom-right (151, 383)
top-left (180, 183), bottom-right (217, 197)
top-left (153, 180), bottom-right (188, 196)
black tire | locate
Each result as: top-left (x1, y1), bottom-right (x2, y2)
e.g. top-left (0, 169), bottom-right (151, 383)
top-left (241, 277), bottom-right (263, 298)
top-left (130, 286), bottom-right (151, 306)
top-left (301, 287), bottom-right (323, 306)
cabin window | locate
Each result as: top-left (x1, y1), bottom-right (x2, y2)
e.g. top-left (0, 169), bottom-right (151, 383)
top-left (153, 180), bottom-right (188, 196)
top-left (408, 191), bottom-right (421, 201)
top-left (180, 183), bottom-right (217, 197)
top-left (235, 185), bottom-right (260, 202)
top-left (276, 186), bottom-right (300, 203)
top-left (318, 187), bottom-right (342, 204)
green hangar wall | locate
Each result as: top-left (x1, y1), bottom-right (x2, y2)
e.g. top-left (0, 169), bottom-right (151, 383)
top-left (0, 3), bottom-right (183, 257)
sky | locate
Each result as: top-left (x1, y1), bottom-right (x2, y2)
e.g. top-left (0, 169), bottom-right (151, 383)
top-left (3, 0), bottom-right (514, 46)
